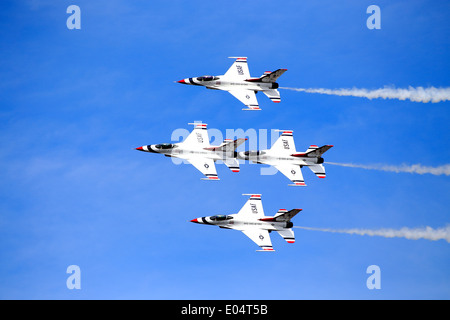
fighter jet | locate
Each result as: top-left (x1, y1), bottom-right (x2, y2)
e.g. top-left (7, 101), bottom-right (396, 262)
top-left (135, 122), bottom-right (246, 180)
top-left (190, 194), bottom-right (301, 251)
top-left (176, 57), bottom-right (287, 110)
top-left (238, 130), bottom-right (333, 186)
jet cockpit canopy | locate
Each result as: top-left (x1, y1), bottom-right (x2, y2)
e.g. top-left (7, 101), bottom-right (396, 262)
top-left (196, 75), bottom-right (219, 81)
top-left (210, 215), bottom-right (233, 221)
top-left (155, 143), bottom-right (175, 149)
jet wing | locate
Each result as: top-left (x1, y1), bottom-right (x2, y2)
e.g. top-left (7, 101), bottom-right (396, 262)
top-left (269, 130), bottom-right (296, 155)
top-left (273, 164), bottom-right (306, 186)
top-left (183, 156), bottom-right (219, 180)
top-left (241, 229), bottom-right (274, 251)
top-left (227, 89), bottom-right (260, 110)
top-left (224, 57), bottom-right (250, 80)
top-left (237, 194), bottom-right (265, 219)
top-left (179, 123), bottom-right (211, 150)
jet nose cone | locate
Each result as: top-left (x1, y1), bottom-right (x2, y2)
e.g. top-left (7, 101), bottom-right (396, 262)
top-left (190, 218), bottom-right (200, 223)
top-left (135, 146), bottom-right (144, 151)
top-left (177, 79), bottom-right (186, 84)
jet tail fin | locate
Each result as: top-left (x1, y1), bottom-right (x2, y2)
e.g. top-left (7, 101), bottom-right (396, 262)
top-left (258, 69), bottom-right (287, 83)
top-left (274, 208), bottom-right (302, 221)
top-left (203, 138), bottom-right (247, 152)
top-left (259, 209), bottom-right (302, 222)
top-left (305, 145), bottom-right (333, 157)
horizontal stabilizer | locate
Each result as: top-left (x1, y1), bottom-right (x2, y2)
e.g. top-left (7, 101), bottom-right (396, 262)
top-left (276, 229), bottom-right (295, 244)
top-left (308, 164), bottom-right (326, 178)
top-left (262, 89), bottom-right (281, 103)
top-left (224, 158), bottom-right (240, 173)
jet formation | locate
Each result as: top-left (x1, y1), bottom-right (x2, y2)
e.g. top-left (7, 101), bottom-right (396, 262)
top-left (191, 194), bottom-right (301, 251)
top-left (176, 57), bottom-right (287, 110)
top-left (136, 123), bottom-right (332, 186)
top-left (136, 57), bottom-right (332, 251)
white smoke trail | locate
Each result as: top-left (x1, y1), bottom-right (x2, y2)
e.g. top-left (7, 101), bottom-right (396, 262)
top-left (295, 225), bottom-right (450, 243)
top-left (326, 162), bottom-right (450, 176)
top-left (280, 86), bottom-right (450, 103)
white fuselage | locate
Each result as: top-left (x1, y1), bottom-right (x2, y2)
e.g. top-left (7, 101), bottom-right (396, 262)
top-left (237, 150), bottom-right (323, 166)
top-left (191, 214), bottom-right (292, 232)
top-left (179, 76), bottom-right (278, 92)
top-left (139, 144), bottom-right (233, 162)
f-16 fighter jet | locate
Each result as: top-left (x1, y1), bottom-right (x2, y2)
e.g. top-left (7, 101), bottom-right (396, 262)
top-left (176, 57), bottom-right (287, 110)
top-left (238, 130), bottom-right (333, 186)
top-left (135, 122), bottom-right (246, 180)
top-left (191, 194), bottom-right (301, 251)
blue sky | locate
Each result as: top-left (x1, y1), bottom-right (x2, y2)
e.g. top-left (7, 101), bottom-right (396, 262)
top-left (0, 0), bottom-right (449, 299)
